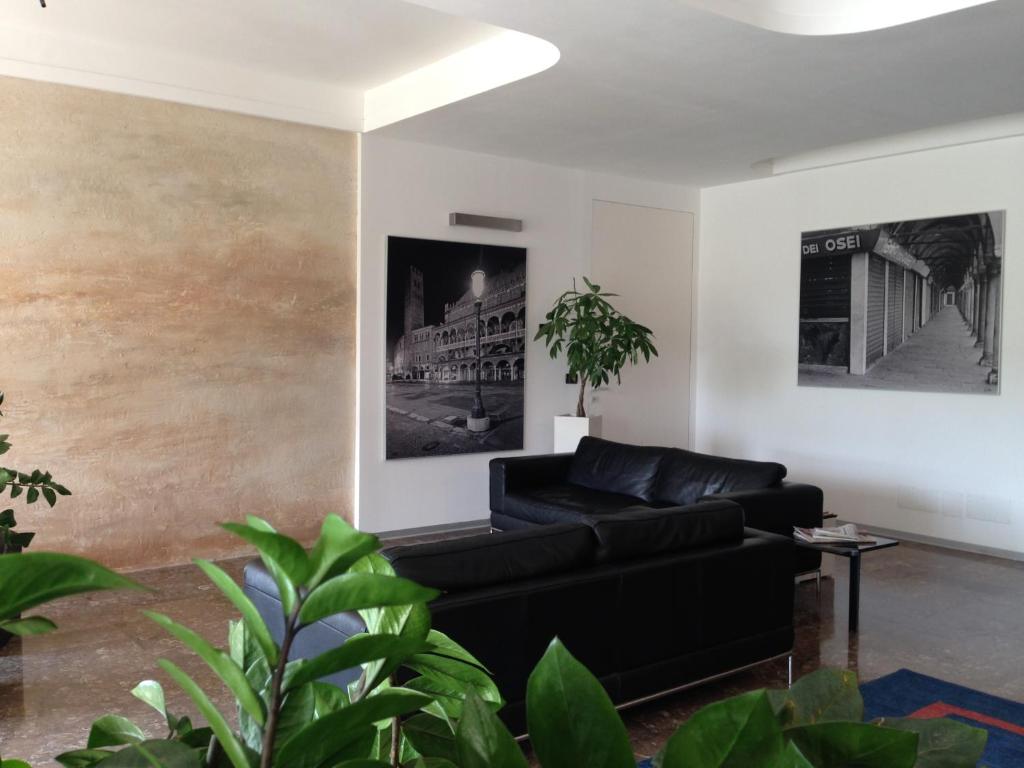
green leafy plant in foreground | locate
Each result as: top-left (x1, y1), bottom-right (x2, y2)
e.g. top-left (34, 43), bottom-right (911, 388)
top-left (0, 513), bottom-right (988, 768)
top-left (0, 391), bottom-right (72, 554)
top-left (50, 513), bottom-right (502, 768)
top-left (535, 277), bottom-right (658, 417)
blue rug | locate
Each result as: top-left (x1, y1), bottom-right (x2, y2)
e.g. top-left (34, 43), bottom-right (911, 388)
top-left (861, 669), bottom-right (1024, 767)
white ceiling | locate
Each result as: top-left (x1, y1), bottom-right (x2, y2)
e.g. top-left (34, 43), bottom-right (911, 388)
top-left (2, 0), bottom-right (496, 90)
top-left (0, 0), bottom-right (555, 131)
top-left (380, 0), bottom-right (1024, 185)
top-left (3, 0), bottom-right (1023, 185)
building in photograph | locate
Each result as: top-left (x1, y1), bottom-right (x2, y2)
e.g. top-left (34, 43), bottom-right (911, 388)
top-left (798, 212), bottom-right (1003, 393)
top-left (392, 262), bottom-right (526, 384)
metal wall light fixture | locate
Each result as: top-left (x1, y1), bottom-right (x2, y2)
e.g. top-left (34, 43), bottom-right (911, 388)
top-left (449, 212), bottom-right (523, 232)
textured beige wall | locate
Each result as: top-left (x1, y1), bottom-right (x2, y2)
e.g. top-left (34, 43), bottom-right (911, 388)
top-left (0, 77), bottom-right (358, 569)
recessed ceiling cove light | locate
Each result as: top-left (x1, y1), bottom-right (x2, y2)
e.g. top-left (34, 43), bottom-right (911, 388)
top-left (683, 0), bottom-right (998, 35)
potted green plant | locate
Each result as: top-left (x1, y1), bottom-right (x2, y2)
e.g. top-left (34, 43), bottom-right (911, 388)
top-left (0, 391), bottom-right (72, 646)
top-left (0, 392), bottom-right (72, 554)
top-left (535, 277), bottom-right (658, 451)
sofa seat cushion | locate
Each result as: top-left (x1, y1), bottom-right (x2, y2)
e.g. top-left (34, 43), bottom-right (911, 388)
top-left (652, 448), bottom-right (787, 507)
top-left (567, 437), bottom-right (665, 503)
top-left (382, 523), bottom-right (595, 593)
top-left (583, 501), bottom-right (745, 562)
top-left (503, 483), bottom-right (665, 525)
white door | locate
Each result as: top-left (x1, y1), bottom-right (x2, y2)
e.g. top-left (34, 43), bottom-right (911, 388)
top-left (590, 200), bottom-right (694, 448)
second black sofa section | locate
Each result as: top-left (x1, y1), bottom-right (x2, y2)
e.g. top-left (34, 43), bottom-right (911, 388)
top-left (490, 436), bottom-right (823, 573)
top-left (243, 499), bottom-right (795, 735)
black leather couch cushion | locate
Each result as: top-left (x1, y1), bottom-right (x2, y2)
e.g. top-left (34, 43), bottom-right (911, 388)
top-left (382, 524), bottom-right (595, 593)
top-left (567, 437), bottom-right (665, 502)
top-left (583, 500), bottom-right (744, 563)
top-left (503, 483), bottom-right (664, 525)
top-left (652, 448), bottom-right (787, 506)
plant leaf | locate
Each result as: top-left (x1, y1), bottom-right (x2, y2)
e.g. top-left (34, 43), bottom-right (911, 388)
top-left (786, 722), bottom-right (918, 768)
top-left (312, 681), bottom-right (350, 717)
top-left (99, 740), bottom-right (203, 767)
top-left (286, 634), bottom-right (428, 693)
top-left (0, 552), bottom-right (142, 623)
top-left (405, 643), bottom-right (501, 708)
top-left (146, 611), bottom-right (265, 726)
top-left (274, 688), bottom-right (431, 768)
top-left (455, 692), bottom-right (528, 768)
top-left (351, 555), bottom-right (433, 698)
top-left (130, 680), bottom-right (167, 720)
top-left (403, 713), bottom-right (459, 762)
top-left (661, 690), bottom-right (786, 768)
top-left (308, 514), bottom-right (380, 586)
top-left (300, 574), bottom-right (438, 625)
top-left (158, 659), bottom-right (253, 768)
top-left (273, 684), bottom-right (317, 763)
top-left (875, 717), bottom-right (987, 768)
top-left (86, 714), bottom-right (146, 748)
top-left (54, 748), bottom-right (116, 767)
top-left (773, 668), bottom-right (863, 727)
top-left (0, 616), bottom-right (57, 636)
top-left (221, 523), bottom-right (310, 586)
top-left (195, 559), bottom-right (279, 667)
top-left (526, 638), bottom-right (635, 768)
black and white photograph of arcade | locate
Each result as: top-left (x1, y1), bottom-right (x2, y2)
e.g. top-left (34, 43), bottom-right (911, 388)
top-left (798, 211), bottom-right (1005, 394)
top-left (385, 236), bottom-right (526, 460)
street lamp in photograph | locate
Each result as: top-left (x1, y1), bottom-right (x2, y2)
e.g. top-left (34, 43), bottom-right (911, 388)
top-left (467, 268), bottom-right (490, 432)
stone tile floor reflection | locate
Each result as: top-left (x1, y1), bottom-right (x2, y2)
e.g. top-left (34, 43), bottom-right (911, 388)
top-left (2, 537), bottom-right (1023, 763)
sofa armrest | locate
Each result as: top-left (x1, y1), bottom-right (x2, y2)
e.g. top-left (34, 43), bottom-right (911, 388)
top-left (489, 453), bottom-right (573, 513)
top-left (701, 481), bottom-right (823, 538)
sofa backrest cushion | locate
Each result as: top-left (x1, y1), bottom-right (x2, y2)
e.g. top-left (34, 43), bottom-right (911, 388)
top-left (567, 436), bottom-right (665, 502)
top-left (652, 448), bottom-right (787, 506)
top-left (584, 501), bottom-right (745, 563)
top-left (382, 523), bottom-right (595, 593)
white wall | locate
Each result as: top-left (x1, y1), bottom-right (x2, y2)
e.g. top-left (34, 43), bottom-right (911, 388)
top-left (698, 135), bottom-right (1024, 555)
top-left (358, 135), bottom-right (698, 532)
top-left (590, 201), bottom-right (695, 448)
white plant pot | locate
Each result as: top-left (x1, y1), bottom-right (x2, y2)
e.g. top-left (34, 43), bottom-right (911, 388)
top-left (553, 415), bottom-right (602, 453)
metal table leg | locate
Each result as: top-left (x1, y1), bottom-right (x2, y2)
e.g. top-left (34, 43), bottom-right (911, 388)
top-left (849, 550), bottom-right (861, 633)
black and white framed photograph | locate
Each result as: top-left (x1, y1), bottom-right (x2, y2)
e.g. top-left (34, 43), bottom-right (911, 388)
top-left (386, 236), bottom-right (527, 460)
top-left (798, 211), bottom-right (1005, 394)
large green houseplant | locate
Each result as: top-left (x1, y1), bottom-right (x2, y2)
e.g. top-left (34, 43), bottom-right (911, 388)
top-left (535, 277), bottom-right (658, 419)
top-left (0, 391), bottom-right (72, 554)
top-left (0, 515), bottom-right (988, 768)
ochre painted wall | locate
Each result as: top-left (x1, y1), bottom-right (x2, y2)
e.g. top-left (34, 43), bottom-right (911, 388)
top-left (0, 77), bottom-right (358, 569)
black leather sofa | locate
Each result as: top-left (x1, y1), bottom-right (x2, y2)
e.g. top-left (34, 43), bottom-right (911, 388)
top-left (490, 436), bottom-right (823, 574)
top-left (243, 501), bottom-right (795, 735)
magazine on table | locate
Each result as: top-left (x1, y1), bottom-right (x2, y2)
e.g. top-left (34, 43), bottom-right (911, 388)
top-left (794, 523), bottom-right (876, 547)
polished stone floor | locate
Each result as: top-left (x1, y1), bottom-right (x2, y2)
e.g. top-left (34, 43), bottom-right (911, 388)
top-left (2, 538), bottom-right (1023, 764)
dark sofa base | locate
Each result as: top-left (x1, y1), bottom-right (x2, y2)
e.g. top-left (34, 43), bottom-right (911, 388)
top-left (244, 521), bottom-right (796, 736)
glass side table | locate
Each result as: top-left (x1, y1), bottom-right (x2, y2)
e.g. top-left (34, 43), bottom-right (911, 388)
top-left (794, 534), bottom-right (899, 632)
